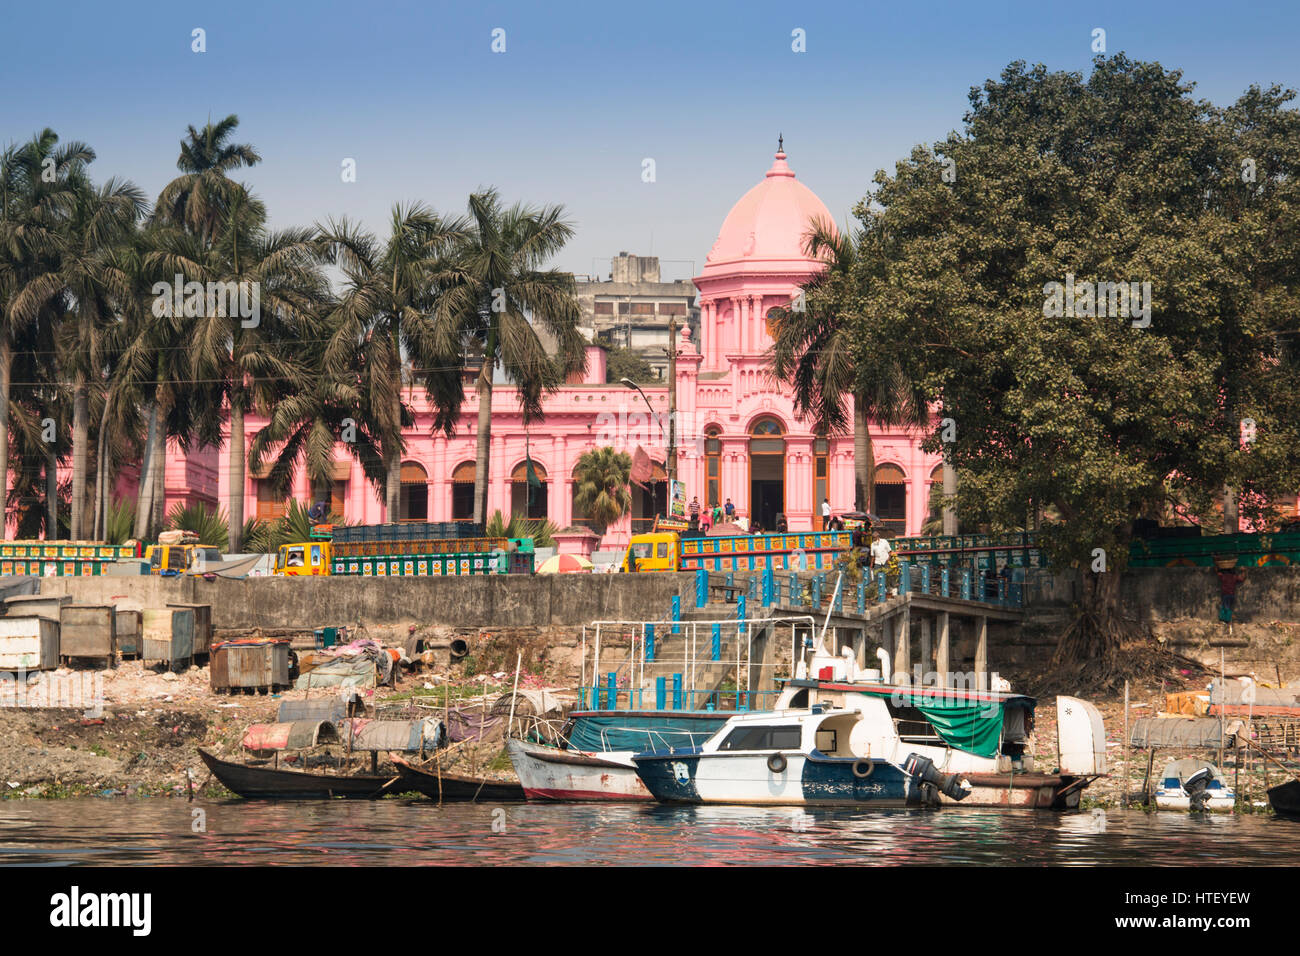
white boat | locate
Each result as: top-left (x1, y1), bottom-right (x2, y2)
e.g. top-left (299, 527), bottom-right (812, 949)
top-left (507, 711), bottom-right (731, 802)
top-left (633, 703), bottom-right (970, 807)
top-left (632, 644), bottom-right (1108, 810)
top-left (1154, 758), bottom-right (1236, 811)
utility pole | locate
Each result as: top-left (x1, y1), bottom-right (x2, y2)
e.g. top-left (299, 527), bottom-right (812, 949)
top-left (666, 313), bottom-right (677, 482)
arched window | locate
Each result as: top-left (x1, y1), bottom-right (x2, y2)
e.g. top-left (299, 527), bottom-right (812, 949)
top-left (874, 463), bottom-right (907, 536)
top-left (399, 461), bottom-right (428, 521)
top-left (451, 461), bottom-right (476, 521)
top-left (813, 434), bottom-right (830, 528)
top-left (511, 460), bottom-right (549, 519)
top-left (704, 427), bottom-right (722, 507)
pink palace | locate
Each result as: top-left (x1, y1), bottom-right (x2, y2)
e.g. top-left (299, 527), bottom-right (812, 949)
top-left (98, 147), bottom-right (944, 550)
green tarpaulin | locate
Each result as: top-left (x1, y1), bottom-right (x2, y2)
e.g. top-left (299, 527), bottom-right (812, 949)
top-left (896, 691), bottom-right (1020, 758)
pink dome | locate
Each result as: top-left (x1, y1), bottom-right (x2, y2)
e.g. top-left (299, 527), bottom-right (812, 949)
top-left (699, 147), bottom-right (834, 279)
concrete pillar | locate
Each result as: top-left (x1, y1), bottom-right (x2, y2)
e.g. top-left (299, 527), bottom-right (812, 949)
top-left (893, 607), bottom-right (911, 684)
top-left (936, 611), bottom-right (950, 688)
top-left (975, 615), bottom-right (988, 689)
top-left (919, 615), bottom-right (932, 686)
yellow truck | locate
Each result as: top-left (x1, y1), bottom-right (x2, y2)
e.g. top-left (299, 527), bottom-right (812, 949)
top-left (621, 529), bottom-right (852, 573)
top-left (144, 543), bottom-right (223, 575)
top-left (274, 539), bottom-right (332, 576)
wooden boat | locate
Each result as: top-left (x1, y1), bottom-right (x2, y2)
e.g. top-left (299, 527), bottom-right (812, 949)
top-left (1268, 779), bottom-right (1300, 820)
top-left (198, 748), bottom-right (400, 800)
top-left (392, 757), bottom-right (526, 802)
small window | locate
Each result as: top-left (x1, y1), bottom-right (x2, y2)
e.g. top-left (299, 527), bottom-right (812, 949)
top-left (656, 542), bottom-right (668, 558)
top-left (718, 725), bottom-right (802, 751)
top-left (150, 549), bottom-right (161, 570)
top-left (286, 547), bottom-right (305, 568)
top-left (311, 545), bottom-right (322, 565)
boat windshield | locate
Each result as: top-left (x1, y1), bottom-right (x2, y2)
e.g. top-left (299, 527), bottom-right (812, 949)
top-left (717, 724), bottom-right (802, 751)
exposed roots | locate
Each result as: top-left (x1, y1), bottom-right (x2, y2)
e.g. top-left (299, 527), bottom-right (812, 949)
top-left (1038, 609), bottom-right (1212, 697)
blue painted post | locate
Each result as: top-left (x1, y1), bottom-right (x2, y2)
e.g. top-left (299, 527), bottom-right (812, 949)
top-left (997, 575), bottom-right (1007, 605)
top-left (671, 595), bottom-right (681, 634)
top-left (748, 574), bottom-right (758, 602)
top-left (877, 572), bottom-right (887, 604)
top-left (941, 567), bottom-right (950, 598)
top-left (645, 623), bottom-right (655, 662)
top-left (737, 594), bottom-right (747, 637)
top-left (762, 566), bottom-right (774, 606)
top-left (1010, 579), bottom-right (1023, 607)
top-left (978, 570), bottom-right (987, 602)
top-left (834, 578), bottom-right (844, 613)
top-left (857, 576), bottom-right (866, 613)
top-left (672, 673), bottom-right (683, 710)
top-left (788, 573), bottom-right (797, 606)
top-left (811, 576), bottom-right (822, 608)
top-left (900, 560), bottom-right (911, 594)
top-left (726, 571), bottom-right (734, 592)
top-left (921, 563), bottom-right (931, 594)
top-left (711, 622), bottom-right (721, 661)
top-left (655, 676), bottom-right (666, 710)
top-left (961, 568), bottom-right (972, 601)
top-left (606, 672), bottom-right (617, 710)
top-left (695, 568), bottom-right (707, 607)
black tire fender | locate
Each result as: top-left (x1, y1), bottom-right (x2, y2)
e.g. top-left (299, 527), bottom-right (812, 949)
top-left (767, 753), bottom-right (788, 774)
top-left (852, 758), bottom-right (874, 779)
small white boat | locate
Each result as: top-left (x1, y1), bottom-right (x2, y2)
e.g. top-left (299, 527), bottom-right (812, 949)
top-left (1154, 758), bottom-right (1236, 811)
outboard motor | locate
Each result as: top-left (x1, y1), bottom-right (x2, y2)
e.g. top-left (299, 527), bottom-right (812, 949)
top-left (1183, 767), bottom-right (1213, 812)
top-left (904, 753), bottom-right (972, 802)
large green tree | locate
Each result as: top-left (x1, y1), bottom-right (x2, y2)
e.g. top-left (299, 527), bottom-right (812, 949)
top-left (572, 446), bottom-right (632, 533)
top-left (846, 55), bottom-right (1300, 671)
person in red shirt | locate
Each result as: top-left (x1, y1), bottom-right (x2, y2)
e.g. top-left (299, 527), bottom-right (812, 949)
top-left (1215, 566), bottom-right (1246, 626)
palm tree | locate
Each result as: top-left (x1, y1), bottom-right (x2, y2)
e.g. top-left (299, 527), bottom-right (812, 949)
top-left (154, 115), bottom-right (260, 246)
top-left (427, 189), bottom-right (586, 523)
top-left (572, 446), bottom-right (632, 534)
top-left (0, 130), bottom-right (93, 530)
top-left (317, 205), bottom-right (465, 520)
top-left (248, 319), bottom-right (388, 513)
top-left (57, 177), bottom-right (147, 538)
top-left (186, 189), bottom-right (328, 551)
top-left (769, 217), bottom-right (931, 515)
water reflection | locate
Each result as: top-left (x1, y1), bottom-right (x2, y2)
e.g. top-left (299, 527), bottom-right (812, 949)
top-left (0, 799), bottom-right (1295, 866)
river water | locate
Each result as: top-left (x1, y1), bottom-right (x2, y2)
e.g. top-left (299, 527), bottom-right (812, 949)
top-left (0, 799), bottom-right (1296, 865)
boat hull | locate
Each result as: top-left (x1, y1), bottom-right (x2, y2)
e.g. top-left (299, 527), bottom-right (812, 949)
top-left (197, 748), bottom-right (394, 800)
top-left (939, 773), bottom-right (1089, 809)
top-left (633, 751), bottom-right (928, 807)
top-left (506, 739), bottom-right (651, 801)
top-left (1267, 779), bottom-right (1300, 819)
top-left (393, 759), bottom-right (527, 802)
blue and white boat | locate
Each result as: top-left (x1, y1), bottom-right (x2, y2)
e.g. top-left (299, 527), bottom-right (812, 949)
top-left (632, 704), bottom-right (971, 808)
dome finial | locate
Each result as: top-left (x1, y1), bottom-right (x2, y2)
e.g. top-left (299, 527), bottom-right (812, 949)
top-left (778, 133), bottom-right (784, 153)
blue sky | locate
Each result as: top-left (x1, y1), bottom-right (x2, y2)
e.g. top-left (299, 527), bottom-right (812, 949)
top-left (4, 0), bottom-right (1298, 280)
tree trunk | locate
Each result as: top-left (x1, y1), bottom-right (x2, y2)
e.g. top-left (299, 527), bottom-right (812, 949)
top-left (853, 400), bottom-right (874, 513)
top-left (228, 401), bottom-right (245, 552)
top-left (95, 390), bottom-right (113, 540)
top-left (45, 444), bottom-right (57, 539)
top-left (473, 366), bottom-right (494, 525)
top-left (1223, 486), bottom-right (1239, 535)
top-left (0, 337), bottom-right (10, 530)
top-left (134, 402), bottom-right (157, 539)
top-left (385, 380), bottom-right (402, 521)
top-left (1053, 567), bottom-right (1127, 673)
top-left (151, 427), bottom-right (166, 536)
top-left (942, 459), bottom-right (957, 536)
top-left (71, 370), bottom-right (89, 539)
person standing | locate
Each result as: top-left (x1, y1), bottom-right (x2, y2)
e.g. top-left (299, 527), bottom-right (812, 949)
top-left (1216, 565), bottom-right (1246, 632)
top-left (821, 498), bottom-right (831, 529)
top-left (724, 498), bottom-right (735, 520)
top-left (688, 496), bottom-right (701, 530)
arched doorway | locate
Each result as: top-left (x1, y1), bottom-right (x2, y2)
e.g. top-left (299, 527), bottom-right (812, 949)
top-left (749, 417), bottom-right (785, 531)
top-left (630, 460), bottom-right (667, 535)
top-left (450, 461), bottom-right (475, 521)
top-left (511, 460), bottom-right (548, 519)
top-left (874, 463), bottom-right (907, 536)
top-left (400, 461), bottom-right (428, 521)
